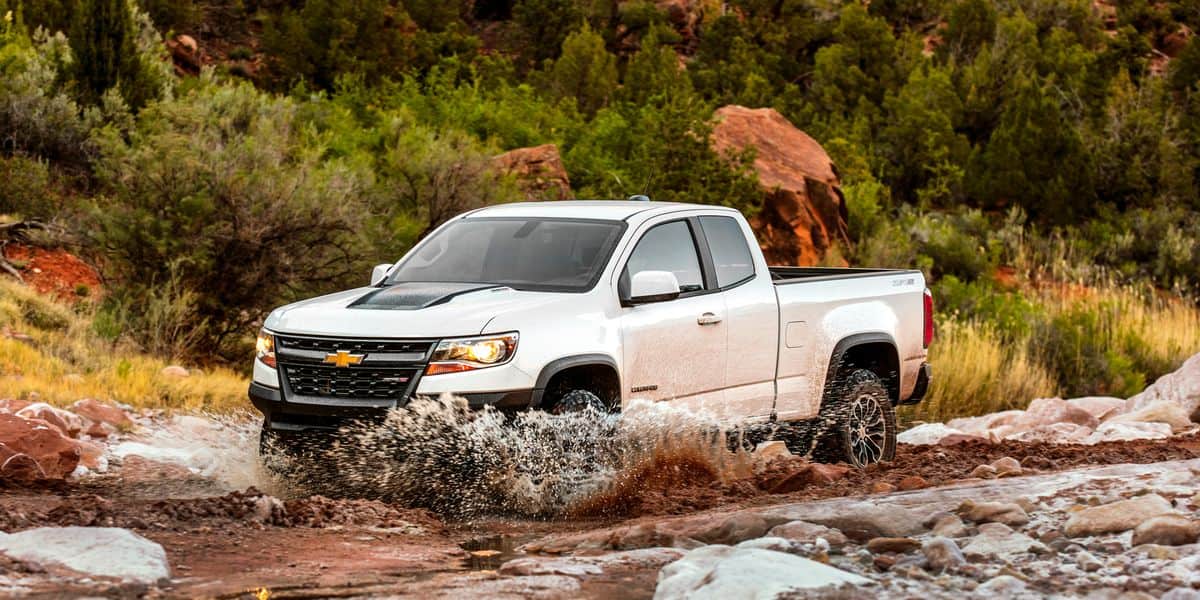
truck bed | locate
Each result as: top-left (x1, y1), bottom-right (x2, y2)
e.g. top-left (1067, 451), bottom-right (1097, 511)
top-left (769, 266), bottom-right (918, 284)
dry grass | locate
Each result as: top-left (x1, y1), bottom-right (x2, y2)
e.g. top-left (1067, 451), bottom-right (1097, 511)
top-left (900, 319), bottom-right (1059, 425)
top-left (0, 279), bottom-right (248, 411)
top-left (904, 280), bottom-right (1200, 425)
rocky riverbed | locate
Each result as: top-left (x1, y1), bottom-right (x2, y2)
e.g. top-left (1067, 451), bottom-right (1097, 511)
top-left (0, 353), bottom-right (1198, 597)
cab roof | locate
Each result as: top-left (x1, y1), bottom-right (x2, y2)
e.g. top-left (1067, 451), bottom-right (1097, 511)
top-left (463, 200), bottom-right (739, 222)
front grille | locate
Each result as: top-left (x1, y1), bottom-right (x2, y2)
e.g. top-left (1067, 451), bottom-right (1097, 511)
top-left (282, 363), bottom-right (419, 400)
top-left (273, 334), bottom-right (434, 404)
top-left (275, 335), bottom-right (434, 355)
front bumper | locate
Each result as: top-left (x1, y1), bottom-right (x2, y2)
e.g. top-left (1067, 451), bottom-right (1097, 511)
top-left (249, 381), bottom-right (537, 433)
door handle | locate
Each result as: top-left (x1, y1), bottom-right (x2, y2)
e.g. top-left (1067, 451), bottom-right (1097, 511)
top-left (697, 312), bottom-right (723, 326)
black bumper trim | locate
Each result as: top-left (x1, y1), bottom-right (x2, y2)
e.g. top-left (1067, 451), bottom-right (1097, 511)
top-left (900, 362), bottom-right (932, 405)
top-left (250, 382), bottom-right (538, 432)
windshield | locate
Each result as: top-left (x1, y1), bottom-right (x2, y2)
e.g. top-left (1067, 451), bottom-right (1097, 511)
top-left (387, 217), bottom-right (627, 292)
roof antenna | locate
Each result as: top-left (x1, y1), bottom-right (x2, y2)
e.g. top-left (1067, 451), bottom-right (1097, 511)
top-left (628, 194), bottom-right (651, 202)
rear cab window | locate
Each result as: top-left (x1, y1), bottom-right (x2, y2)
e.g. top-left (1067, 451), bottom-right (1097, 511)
top-left (699, 215), bottom-right (755, 288)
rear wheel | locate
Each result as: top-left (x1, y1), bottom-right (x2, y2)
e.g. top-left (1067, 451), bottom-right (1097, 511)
top-left (814, 369), bottom-right (896, 467)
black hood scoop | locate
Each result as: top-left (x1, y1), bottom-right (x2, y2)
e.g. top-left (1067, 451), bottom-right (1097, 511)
top-left (348, 282), bottom-right (502, 310)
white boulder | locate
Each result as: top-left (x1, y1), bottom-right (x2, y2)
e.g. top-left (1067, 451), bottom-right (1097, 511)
top-left (654, 545), bottom-right (870, 599)
top-left (1084, 421), bottom-right (1173, 444)
top-left (1107, 400), bottom-right (1194, 432)
top-left (1064, 494), bottom-right (1175, 538)
top-left (0, 527), bottom-right (170, 583)
top-left (897, 423), bottom-right (963, 445)
top-left (1068, 397), bottom-right (1127, 420)
top-left (1125, 353), bottom-right (1200, 422)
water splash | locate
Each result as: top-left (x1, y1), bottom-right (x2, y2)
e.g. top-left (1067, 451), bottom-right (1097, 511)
top-left (109, 411), bottom-right (278, 496)
top-left (263, 396), bottom-right (764, 519)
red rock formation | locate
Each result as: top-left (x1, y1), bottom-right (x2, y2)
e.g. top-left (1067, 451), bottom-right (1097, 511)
top-left (0, 413), bottom-right (81, 481)
top-left (492, 144), bottom-right (573, 201)
top-left (711, 106), bottom-right (850, 266)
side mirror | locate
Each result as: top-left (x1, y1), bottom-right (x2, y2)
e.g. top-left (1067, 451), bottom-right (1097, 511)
top-left (370, 263), bottom-right (392, 286)
top-left (628, 270), bottom-right (681, 304)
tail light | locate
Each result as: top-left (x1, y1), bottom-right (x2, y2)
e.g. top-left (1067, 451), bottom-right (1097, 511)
top-left (923, 288), bottom-right (934, 348)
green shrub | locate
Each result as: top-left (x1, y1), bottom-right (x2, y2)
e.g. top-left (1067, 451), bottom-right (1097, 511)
top-left (0, 154), bottom-right (54, 218)
top-left (85, 81), bottom-right (372, 358)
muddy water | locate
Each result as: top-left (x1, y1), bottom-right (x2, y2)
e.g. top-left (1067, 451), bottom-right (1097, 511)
top-left (258, 396), bottom-right (772, 519)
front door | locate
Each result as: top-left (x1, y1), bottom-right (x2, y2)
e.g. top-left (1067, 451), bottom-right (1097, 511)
top-left (618, 219), bottom-right (728, 413)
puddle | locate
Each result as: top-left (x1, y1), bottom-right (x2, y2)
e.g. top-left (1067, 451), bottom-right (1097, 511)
top-left (460, 534), bottom-right (527, 570)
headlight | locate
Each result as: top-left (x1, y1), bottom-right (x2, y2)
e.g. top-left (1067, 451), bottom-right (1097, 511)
top-left (426, 333), bottom-right (518, 375)
top-left (255, 330), bottom-right (276, 368)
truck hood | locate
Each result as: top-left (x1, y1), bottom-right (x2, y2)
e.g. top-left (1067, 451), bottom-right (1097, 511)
top-left (264, 282), bottom-right (571, 339)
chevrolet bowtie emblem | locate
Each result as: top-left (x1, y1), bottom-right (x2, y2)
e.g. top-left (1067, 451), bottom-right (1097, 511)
top-left (323, 350), bottom-right (365, 368)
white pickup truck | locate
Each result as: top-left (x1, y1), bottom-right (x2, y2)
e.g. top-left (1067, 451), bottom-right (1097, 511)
top-left (250, 200), bottom-right (933, 466)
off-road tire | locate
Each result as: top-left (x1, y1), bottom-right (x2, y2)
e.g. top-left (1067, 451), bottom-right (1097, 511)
top-left (812, 369), bottom-right (897, 467)
top-left (547, 389), bottom-right (606, 415)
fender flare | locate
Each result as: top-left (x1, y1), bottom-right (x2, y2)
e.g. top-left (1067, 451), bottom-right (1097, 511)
top-left (822, 332), bottom-right (900, 402)
top-left (531, 353), bottom-right (621, 409)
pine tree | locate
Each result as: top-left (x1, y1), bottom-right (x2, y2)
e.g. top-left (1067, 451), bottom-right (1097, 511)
top-left (69, 0), bottom-right (143, 108)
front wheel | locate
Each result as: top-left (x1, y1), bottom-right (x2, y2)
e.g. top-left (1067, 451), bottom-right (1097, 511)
top-left (547, 389), bottom-right (607, 415)
top-left (815, 369), bottom-right (896, 467)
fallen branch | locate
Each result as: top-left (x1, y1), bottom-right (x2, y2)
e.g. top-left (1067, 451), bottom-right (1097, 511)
top-left (0, 220), bottom-right (48, 282)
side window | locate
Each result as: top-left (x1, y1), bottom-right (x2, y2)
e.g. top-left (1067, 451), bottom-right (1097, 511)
top-left (700, 216), bottom-right (755, 287)
top-left (623, 221), bottom-right (705, 293)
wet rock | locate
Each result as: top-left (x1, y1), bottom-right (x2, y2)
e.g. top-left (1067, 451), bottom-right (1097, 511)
top-left (1076, 550), bottom-right (1102, 572)
top-left (897, 476), bottom-right (929, 491)
top-left (1085, 421), bottom-right (1173, 444)
top-left (735, 536), bottom-right (802, 554)
top-left (922, 536), bottom-right (966, 570)
top-left (493, 144), bottom-right (573, 201)
top-left (898, 423), bottom-right (964, 445)
top-left (870, 481), bottom-right (897, 494)
top-left (654, 545), bottom-right (870, 599)
top-left (1163, 588), bottom-right (1200, 600)
top-left (932, 514), bottom-right (968, 538)
top-left (1124, 352), bottom-right (1200, 422)
top-left (1067, 396), bottom-right (1128, 421)
top-left (0, 398), bottom-right (31, 414)
top-left (1109, 400), bottom-right (1194, 432)
top-left (1131, 515), bottom-right (1200, 546)
top-left (85, 420), bottom-right (117, 439)
top-left (765, 520), bottom-right (848, 547)
top-left (1135, 544), bottom-right (1180, 559)
top-left (500, 548), bottom-right (684, 577)
top-left (1022, 397), bottom-right (1101, 428)
top-left (1004, 422), bottom-right (1094, 444)
top-left (675, 512), bottom-right (771, 545)
top-left (970, 464), bottom-right (997, 479)
top-left (160, 365), bottom-right (189, 378)
top-left (710, 106), bottom-right (849, 266)
top-left (253, 496), bottom-right (285, 523)
top-left (991, 457), bottom-right (1023, 477)
top-left (873, 554), bottom-right (896, 570)
top-left (762, 462), bottom-right (849, 493)
top-left (752, 440), bottom-right (791, 463)
top-left (764, 501), bottom-right (926, 541)
top-left (1064, 494), bottom-right (1175, 537)
top-left (468, 574), bottom-right (580, 597)
top-left (74, 438), bottom-right (106, 471)
top-left (0, 527), bottom-right (170, 583)
top-left (974, 574), bottom-right (1027, 597)
top-left (866, 537), bottom-right (921, 554)
top-left (961, 523), bottom-right (1048, 559)
top-left (71, 399), bottom-right (133, 429)
top-left (16, 403), bottom-right (86, 438)
top-left (0, 413), bottom-right (81, 481)
top-left (958, 501), bottom-right (1030, 527)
